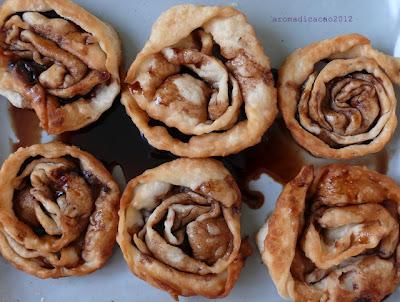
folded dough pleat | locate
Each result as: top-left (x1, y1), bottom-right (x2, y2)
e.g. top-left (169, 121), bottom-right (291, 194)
top-left (117, 158), bottom-right (250, 300)
top-left (0, 0), bottom-right (121, 134)
top-left (279, 34), bottom-right (399, 159)
top-left (257, 164), bottom-right (400, 302)
top-left (122, 4), bottom-right (277, 157)
top-left (0, 142), bottom-right (120, 278)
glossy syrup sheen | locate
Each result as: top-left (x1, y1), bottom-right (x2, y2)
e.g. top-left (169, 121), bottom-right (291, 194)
top-left (9, 106), bottom-right (42, 150)
top-left (8, 99), bottom-right (389, 210)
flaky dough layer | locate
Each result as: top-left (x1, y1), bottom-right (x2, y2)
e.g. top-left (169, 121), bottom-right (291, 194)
top-left (0, 142), bottom-right (120, 278)
top-left (122, 4), bottom-right (277, 157)
top-left (257, 164), bottom-right (400, 302)
top-left (117, 158), bottom-right (250, 300)
top-left (0, 0), bottom-right (121, 134)
top-left (279, 34), bottom-right (398, 159)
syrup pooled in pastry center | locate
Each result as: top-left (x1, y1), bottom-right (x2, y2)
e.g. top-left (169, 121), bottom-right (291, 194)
top-left (14, 158), bottom-right (93, 239)
top-left (131, 189), bottom-right (237, 275)
top-left (187, 217), bottom-right (232, 265)
top-left (131, 28), bottom-right (243, 136)
top-left (14, 186), bottom-right (41, 228)
top-left (298, 58), bottom-right (391, 148)
top-left (2, 12), bottom-right (109, 95)
top-left (315, 73), bottom-right (381, 139)
top-left (153, 74), bottom-right (211, 125)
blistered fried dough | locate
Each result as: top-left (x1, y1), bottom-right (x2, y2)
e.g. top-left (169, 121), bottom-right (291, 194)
top-left (279, 34), bottom-right (399, 159)
top-left (0, 0), bottom-right (121, 134)
top-left (117, 158), bottom-right (251, 300)
top-left (122, 4), bottom-right (277, 157)
top-left (257, 164), bottom-right (400, 302)
top-left (0, 142), bottom-right (120, 278)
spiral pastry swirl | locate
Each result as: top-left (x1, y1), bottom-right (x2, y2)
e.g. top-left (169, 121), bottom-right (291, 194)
top-left (118, 158), bottom-right (250, 299)
top-left (258, 164), bottom-right (400, 302)
top-left (122, 4), bottom-right (277, 157)
top-left (0, 0), bottom-right (121, 134)
top-left (279, 34), bottom-right (399, 159)
top-left (0, 142), bottom-right (119, 278)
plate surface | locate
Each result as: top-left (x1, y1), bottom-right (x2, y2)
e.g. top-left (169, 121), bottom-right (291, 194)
top-left (0, 0), bottom-right (400, 301)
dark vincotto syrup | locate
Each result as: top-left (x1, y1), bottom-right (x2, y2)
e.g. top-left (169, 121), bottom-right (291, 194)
top-left (8, 100), bottom-right (389, 210)
top-left (9, 105), bottom-right (42, 151)
top-left (59, 102), bottom-right (177, 180)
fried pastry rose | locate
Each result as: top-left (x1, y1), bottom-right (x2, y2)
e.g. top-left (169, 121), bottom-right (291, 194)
top-left (0, 0), bottom-right (121, 134)
top-left (0, 142), bottom-right (119, 278)
top-left (279, 34), bottom-right (399, 159)
top-left (122, 4), bottom-right (277, 157)
top-left (257, 164), bottom-right (400, 302)
top-left (118, 158), bottom-right (250, 300)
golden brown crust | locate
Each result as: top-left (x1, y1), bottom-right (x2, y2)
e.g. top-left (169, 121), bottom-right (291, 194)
top-left (117, 158), bottom-right (248, 299)
top-left (0, 0), bottom-right (121, 134)
top-left (0, 142), bottom-right (120, 278)
top-left (122, 4), bottom-right (277, 157)
top-left (257, 164), bottom-right (400, 302)
top-left (279, 34), bottom-right (398, 159)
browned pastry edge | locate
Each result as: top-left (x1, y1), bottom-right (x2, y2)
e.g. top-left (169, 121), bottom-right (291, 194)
top-left (258, 164), bottom-right (400, 301)
top-left (0, 142), bottom-right (120, 278)
top-left (0, 0), bottom-right (121, 134)
top-left (122, 4), bottom-right (277, 157)
top-left (278, 34), bottom-right (398, 159)
top-left (118, 158), bottom-right (250, 299)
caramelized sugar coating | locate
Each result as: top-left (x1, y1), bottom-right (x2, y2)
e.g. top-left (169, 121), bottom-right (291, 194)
top-left (0, 0), bottom-right (121, 134)
top-left (257, 164), bottom-right (400, 302)
top-left (279, 34), bottom-right (398, 159)
top-left (117, 158), bottom-right (250, 300)
top-left (122, 4), bottom-right (277, 157)
top-left (0, 142), bottom-right (120, 278)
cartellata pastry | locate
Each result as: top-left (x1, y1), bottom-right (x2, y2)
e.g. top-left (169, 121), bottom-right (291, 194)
top-left (0, 0), bottom-right (121, 134)
top-left (279, 34), bottom-right (399, 159)
top-left (122, 4), bottom-right (277, 157)
top-left (257, 164), bottom-right (400, 302)
top-left (0, 142), bottom-right (119, 278)
top-left (117, 158), bottom-right (250, 300)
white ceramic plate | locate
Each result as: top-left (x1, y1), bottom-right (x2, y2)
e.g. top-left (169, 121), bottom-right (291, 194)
top-left (0, 0), bottom-right (400, 301)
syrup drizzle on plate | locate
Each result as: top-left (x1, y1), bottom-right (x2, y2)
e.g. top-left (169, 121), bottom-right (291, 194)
top-left (7, 101), bottom-right (389, 210)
